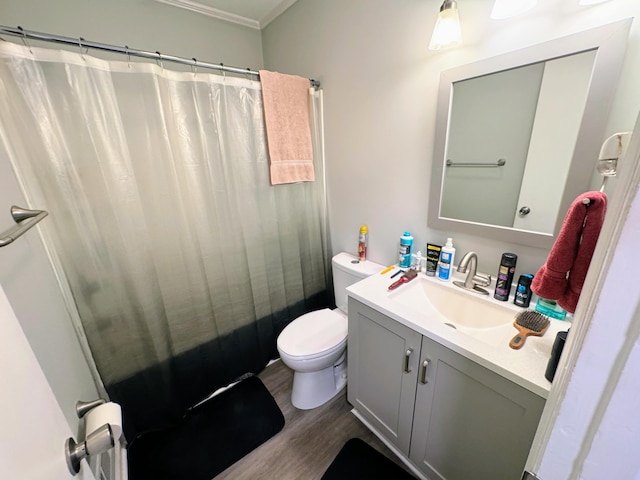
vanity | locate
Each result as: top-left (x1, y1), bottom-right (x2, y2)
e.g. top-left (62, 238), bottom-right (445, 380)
top-left (346, 270), bottom-right (567, 480)
top-left (344, 19), bottom-right (630, 480)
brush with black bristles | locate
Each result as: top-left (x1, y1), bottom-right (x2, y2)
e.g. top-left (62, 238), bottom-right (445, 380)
top-left (509, 310), bottom-right (550, 350)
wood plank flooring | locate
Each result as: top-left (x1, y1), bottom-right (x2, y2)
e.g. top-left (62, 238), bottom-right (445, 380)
top-left (214, 360), bottom-right (412, 479)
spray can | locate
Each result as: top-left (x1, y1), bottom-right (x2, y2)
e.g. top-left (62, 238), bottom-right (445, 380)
top-left (358, 225), bottom-right (368, 262)
top-left (494, 253), bottom-right (518, 301)
top-left (399, 232), bottom-right (413, 268)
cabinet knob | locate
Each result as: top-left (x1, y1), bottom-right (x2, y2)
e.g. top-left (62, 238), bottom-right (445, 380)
top-left (403, 348), bottom-right (414, 373)
top-left (420, 359), bottom-right (430, 384)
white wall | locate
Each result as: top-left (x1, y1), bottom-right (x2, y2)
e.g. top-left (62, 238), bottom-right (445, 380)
top-left (0, 0), bottom-right (264, 433)
top-left (262, 0), bottom-right (640, 278)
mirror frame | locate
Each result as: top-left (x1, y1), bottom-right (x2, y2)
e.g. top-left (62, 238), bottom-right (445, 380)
top-left (428, 19), bottom-right (632, 249)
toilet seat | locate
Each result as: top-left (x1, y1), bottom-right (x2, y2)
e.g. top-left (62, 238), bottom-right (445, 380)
top-left (277, 308), bottom-right (347, 360)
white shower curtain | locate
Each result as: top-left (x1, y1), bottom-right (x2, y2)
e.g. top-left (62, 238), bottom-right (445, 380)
top-left (0, 41), bottom-right (330, 438)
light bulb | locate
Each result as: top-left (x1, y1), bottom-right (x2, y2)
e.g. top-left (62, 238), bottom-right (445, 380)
top-left (429, 1), bottom-right (462, 51)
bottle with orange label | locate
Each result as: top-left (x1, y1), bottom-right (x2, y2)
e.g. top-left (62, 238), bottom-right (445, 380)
top-left (358, 225), bottom-right (368, 262)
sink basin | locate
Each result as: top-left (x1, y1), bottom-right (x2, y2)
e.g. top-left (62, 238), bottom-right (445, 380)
top-left (389, 277), bottom-right (518, 330)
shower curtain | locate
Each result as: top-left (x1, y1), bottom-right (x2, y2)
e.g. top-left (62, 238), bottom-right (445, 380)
top-left (0, 41), bottom-right (330, 439)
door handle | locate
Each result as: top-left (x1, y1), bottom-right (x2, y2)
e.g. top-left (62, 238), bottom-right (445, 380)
top-left (403, 348), bottom-right (414, 373)
top-left (420, 359), bottom-right (430, 384)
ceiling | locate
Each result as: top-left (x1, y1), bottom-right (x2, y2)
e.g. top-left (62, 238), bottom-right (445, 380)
top-left (153, 0), bottom-right (299, 29)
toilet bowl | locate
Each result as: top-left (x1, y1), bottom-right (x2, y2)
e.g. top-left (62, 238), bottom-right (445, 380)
top-left (277, 308), bottom-right (348, 409)
top-left (276, 252), bottom-right (383, 410)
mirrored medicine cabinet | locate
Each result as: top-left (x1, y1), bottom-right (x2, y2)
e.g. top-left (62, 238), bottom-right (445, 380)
top-left (428, 19), bottom-right (632, 249)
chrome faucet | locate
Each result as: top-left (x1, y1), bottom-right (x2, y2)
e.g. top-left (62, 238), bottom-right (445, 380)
top-left (454, 251), bottom-right (491, 295)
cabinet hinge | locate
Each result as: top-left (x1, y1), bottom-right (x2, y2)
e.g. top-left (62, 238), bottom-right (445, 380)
top-left (522, 471), bottom-right (542, 480)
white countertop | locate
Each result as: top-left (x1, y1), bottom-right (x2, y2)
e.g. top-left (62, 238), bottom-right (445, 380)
top-left (347, 268), bottom-right (571, 399)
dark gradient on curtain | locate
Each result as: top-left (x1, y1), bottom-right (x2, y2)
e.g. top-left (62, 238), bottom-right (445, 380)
top-left (110, 289), bottom-right (331, 440)
top-left (0, 48), bottom-right (331, 443)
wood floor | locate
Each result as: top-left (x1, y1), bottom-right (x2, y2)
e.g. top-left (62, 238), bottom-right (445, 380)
top-left (214, 360), bottom-right (412, 479)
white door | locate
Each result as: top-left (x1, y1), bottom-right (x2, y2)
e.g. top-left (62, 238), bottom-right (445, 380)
top-left (525, 107), bottom-right (640, 479)
top-left (0, 284), bottom-right (96, 480)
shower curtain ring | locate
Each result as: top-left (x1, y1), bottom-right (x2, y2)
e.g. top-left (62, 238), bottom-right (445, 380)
top-left (17, 26), bottom-right (33, 54)
top-left (156, 51), bottom-right (164, 69)
top-left (191, 58), bottom-right (198, 76)
top-left (219, 63), bottom-right (226, 79)
top-left (78, 37), bottom-right (87, 59)
top-left (125, 45), bottom-right (131, 68)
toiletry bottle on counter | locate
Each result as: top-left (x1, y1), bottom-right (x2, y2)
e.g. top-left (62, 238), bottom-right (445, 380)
top-left (514, 274), bottom-right (534, 307)
top-left (438, 238), bottom-right (455, 281)
top-left (494, 253), bottom-right (517, 301)
top-left (412, 251), bottom-right (424, 272)
top-left (425, 243), bottom-right (442, 277)
top-left (399, 232), bottom-right (413, 268)
top-left (358, 225), bottom-right (368, 262)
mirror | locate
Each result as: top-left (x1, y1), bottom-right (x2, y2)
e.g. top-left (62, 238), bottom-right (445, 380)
top-left (428, 20), bottom-right (631, 248)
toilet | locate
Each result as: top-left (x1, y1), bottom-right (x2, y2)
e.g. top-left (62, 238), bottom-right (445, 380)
top-left (277, 252), bottom-right (383, 409)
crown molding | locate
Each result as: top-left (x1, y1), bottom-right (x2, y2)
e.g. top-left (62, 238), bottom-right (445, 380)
top-left (155, 0), bottom-right (261, 29)
top-left (260, 0), bottom-right (298, 28)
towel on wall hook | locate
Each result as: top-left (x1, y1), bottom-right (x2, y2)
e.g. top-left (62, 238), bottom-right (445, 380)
top-left (531, 191), bottom-right (607, 313)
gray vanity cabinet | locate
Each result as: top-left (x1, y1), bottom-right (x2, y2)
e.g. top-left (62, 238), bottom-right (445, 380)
top-left (347, 298), bottom-right (422, 453)
top-left (348, 298), bottom-right (546, 480)
top-left (409, 335), bottom-right (546, 480)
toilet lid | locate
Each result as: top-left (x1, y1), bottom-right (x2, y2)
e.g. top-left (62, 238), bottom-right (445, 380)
top-left (277, 308), bottom-right (347, 357)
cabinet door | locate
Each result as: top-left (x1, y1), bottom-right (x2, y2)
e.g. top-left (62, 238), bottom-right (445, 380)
top-left (348, 298), bottom-right (422, 453)
top-left (409, 336), bottom-right (545, 480)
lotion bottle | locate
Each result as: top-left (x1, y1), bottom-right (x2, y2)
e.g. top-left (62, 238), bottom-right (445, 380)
top-left (437, 238), bottom-right (455, 281)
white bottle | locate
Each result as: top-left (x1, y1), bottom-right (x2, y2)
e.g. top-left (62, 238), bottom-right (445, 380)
top-left (438, 238), bottom-right (456, 281)
top-left (412, 251), bottom-right (423, 272)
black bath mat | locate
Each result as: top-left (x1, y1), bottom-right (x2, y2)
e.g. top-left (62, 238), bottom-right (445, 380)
top-left (127, 376), bottom-right (284, 480)
top-left (321, 438), bottom-right (416, 480)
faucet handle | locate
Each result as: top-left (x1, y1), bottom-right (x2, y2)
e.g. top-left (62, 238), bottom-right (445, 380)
top-left (473, 273), bottom-right (491, 287)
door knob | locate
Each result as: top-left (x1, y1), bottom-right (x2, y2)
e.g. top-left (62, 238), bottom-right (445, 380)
top-left (519, 206), bottom-right (531, 215)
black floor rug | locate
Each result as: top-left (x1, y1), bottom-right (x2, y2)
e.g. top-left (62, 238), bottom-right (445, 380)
top-left (322, 438), bottom-right (416, 480)
top-left (127, 376), bottom-right (284, 480)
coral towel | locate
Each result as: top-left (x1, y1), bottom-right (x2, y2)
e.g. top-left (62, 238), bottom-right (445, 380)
top-left (259, 70), bottom-right (315, 185)
top-left (531, 191), bottom-right (607, 313)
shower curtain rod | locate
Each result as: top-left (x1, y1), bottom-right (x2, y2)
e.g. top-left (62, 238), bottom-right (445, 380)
top-left (0, 25), bottom-right (320, 88)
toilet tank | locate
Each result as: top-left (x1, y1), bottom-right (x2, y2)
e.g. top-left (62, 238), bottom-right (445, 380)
top-left (332, 252), bottom-right (384, 313)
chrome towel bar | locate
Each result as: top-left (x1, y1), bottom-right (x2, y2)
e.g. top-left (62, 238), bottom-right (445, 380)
top-left (0, 205), bottom-right (49, 247)
top-left (446, 158), bottom-right (506, 167)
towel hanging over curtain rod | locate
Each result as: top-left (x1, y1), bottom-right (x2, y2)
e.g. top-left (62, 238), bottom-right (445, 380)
top-left (0, 25), bottom-right (321, 88)
top-left (0, 205), bottom-right (48, 248)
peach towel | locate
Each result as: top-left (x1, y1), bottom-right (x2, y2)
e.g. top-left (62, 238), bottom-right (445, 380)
top-left (531, 191), bottom-right (607, 313)
top-left (259, 70), bottom-right (315, 185)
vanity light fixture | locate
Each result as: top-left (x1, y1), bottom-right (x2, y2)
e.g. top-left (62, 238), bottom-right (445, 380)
top-left (491, 0), bottom-right (537, 19)
top-left (429, 0), bottom-right (462, 51)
